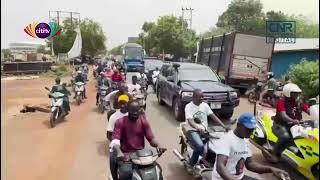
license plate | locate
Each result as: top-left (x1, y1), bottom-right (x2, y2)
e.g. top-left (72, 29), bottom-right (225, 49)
top-left (210, 103), bottom-right (221, 109)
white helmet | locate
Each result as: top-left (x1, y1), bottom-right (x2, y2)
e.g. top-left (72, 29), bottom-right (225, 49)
top-left (283, 83), bottom-right (302, 98)
top-left (267, 72), bottom-right (274, 76)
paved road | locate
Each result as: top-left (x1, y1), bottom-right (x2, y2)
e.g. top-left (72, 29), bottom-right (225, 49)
top-left (1, 72), bottom-right (305, 180)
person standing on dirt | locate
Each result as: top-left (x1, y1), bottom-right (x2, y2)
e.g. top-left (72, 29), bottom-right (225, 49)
top-left (50, 77), bottom-right (71, 115)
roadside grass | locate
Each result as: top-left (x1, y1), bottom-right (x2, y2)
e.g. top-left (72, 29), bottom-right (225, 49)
top-left (41, 63), bottom-right (72, 78)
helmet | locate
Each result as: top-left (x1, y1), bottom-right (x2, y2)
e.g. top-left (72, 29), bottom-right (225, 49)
top-left (118, 95), bottom-right (129, 103)
top-left (283, 83), bottom-right (302, 98)
top-left (267, 72), bottom-right (274, 79)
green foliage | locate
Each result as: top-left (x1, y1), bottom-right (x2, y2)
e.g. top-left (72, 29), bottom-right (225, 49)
top-left (1, 49), bottom-right (12, 58)
top-left (138, 15), bottom-right (198, 58)
top-left (50, 18), bottom-right (107, 57)
top-left (37, 45), bottom-right (51, 54)
top-left (109, 45), bottom-right (124, 56)
top-left (203, 0), bottom-right (319, 38)
top-left (42, 63), bottom-right (70, 78)
top-left (288, 59), bottom-right (319, 99)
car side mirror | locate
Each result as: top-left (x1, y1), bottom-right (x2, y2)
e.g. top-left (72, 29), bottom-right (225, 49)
top-left (167, 76), bottom-right (174, 82)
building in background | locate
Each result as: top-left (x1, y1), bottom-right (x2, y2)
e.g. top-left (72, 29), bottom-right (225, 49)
top-left (271, 38), bottom-right (319, 78)
top-left (9, 42), bottom-right (44, 53)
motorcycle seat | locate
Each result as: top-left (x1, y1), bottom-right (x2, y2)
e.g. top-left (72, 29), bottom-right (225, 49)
top-left (136, 149), bottom-right (153, 157)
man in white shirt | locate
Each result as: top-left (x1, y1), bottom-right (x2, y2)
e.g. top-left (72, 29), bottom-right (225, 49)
top-left (212, 112), bottom-right (289, 180)
top-left (184, 89), bottom-right (229, 172)
top-left (152, 67), bottom-right (160, 84)
top-left (127, 75), bottom-right (141, 96)
top-left (107, 95), bottom-right (129, 180)
top-left (106, 95), bottom-right (129, 141)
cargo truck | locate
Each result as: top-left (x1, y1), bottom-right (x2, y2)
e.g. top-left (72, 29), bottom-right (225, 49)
top-left (196, 32), bottom-right (274, 90)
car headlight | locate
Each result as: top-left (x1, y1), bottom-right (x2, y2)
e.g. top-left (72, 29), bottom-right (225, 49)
top-left (229, 91), bottom-right (238, 99)
top-left (181, 92), bottom-right (193, 98)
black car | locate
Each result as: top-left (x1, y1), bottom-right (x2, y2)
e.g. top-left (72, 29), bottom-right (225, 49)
top-left (156, 62), bottom-right (240, 121)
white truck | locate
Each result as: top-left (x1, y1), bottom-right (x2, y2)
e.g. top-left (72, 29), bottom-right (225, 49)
top-left (196, 32), bottom-right (275, 90)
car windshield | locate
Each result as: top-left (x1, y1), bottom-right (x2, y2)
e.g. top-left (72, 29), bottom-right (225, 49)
top-left (179, 68), bottom-right (219, 81)
top-left (144, 60), bottom-right (163, 71)
top-left (125, 47), bottom-right (142, 60)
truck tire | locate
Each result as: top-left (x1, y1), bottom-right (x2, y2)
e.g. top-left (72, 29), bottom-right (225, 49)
top-left (173, 98), bottom-right (184, 122)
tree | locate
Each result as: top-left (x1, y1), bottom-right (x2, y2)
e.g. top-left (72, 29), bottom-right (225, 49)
top-left (109, 45), bottom-right (123, 56)
top-left (140, 16), bottom-right (198, 58)
top-left (50, 18), bottom-right (107, 57)
top-left (37, 45), bottom-right (51, 54)
top-left (203, 0), bottom-right (319, 38)
top-left (1, 49), bottom-right (12, 58)
top-left (288, 59), bottom-right (319, 99)
top-left (216, 0), bottom-right (265, 34)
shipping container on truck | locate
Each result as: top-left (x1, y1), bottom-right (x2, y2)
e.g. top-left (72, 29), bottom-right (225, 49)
top-left (196, 32), bottom-right (274, 90)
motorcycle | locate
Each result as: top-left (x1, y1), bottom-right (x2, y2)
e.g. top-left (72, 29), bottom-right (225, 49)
top-left (45, 87), bottom-right (67, 128)
top-left (173, 119), bottom-right (226, 178)
top-left (113, 148), bottom-right (166, 180)
top-left (246, 82), bottom-right (283, 107)
top-left (98, 85), bottom-right (110, 113)
top-left (74, 82), bottom-right (85, 105)
top-left (250, 103), bottom-right (319, 180)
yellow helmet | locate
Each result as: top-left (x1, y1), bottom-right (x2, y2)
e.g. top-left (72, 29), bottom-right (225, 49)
top-left (118, 95), bottom-right (129, 103)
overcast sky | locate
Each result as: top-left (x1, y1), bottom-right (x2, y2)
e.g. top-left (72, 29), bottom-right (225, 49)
top-left (1, 0), bottom-right (318, 49)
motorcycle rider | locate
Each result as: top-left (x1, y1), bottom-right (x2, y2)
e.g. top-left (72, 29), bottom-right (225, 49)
top-left (151, 67), bottom-right (160, 85)
top-left (110, 100), bottom-right (166, 180)
top-left (74, 70), bottom-right (87, 99)
top-left (272, 83), bottom-right (310, 160)
top-left (184, 89), bottom-right (230, 173)
top-left (106, 95), bottom-right (129, 141)
top-left (50, 77), bottom-right (71, 115)
top-left (212, 113), bottom-right (290, 180)
top-left (136, 68), bottom-right (148, 92)
top-left (96, 72), bottom-right (110, 105)
top-left (127, 75), bottom-right (141, 96)
top-left (259, 72), bottom-right (277, 106)
top-left (111, 69), bottom-right (123, 82)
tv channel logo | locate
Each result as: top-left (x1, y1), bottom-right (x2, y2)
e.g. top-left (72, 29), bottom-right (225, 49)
top-left (266, 21), bottom-right (296, 44)
top-left (24, 22), bottom-right (62, 39)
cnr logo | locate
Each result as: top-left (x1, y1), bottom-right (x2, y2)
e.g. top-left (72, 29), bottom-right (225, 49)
top-left (266, 21), bottom-right (296, 33)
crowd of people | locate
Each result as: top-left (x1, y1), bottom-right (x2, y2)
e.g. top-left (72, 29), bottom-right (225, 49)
top-left (46, 60), bottom-right (318, 180)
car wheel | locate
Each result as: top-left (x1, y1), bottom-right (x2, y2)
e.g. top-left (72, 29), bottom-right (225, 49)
top-left (173, 98), bottom-right (184, 122)
top-left (157, 90), bottom-right (165, 105)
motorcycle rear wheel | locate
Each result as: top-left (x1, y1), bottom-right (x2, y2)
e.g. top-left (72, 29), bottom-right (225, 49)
top-left (98, 104), bottom-right (104, 114)
top-left (50, 112), bottom-right (56, 128)
top-left (76, 96), bottom-right (81, 105)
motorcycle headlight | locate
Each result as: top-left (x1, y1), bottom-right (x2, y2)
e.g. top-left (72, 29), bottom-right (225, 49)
top-left (181, 92), bottom-right (193, 98)
top-left (229, 91), bottom-right (238, 99)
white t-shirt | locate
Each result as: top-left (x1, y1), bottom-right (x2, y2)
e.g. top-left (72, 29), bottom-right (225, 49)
top-left (107, 110), bottom-right (128, 132)
top-left (136, 73), bottom-right (147, 80)
top-left (185, 102), bottom-right (213, 129)
top-left (211, 131), bottom-right (252, 180)
top-left (127, 83), bottom-right (141, 95)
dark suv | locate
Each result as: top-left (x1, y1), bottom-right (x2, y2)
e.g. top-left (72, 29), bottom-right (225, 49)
top-left (156, 62), bottom-right (240, 121)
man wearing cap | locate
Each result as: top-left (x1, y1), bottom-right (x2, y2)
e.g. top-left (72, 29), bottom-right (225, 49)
top-left (107, 95), bottom-right (129, 180)
top-left (212, 113), bottom-right (289, 180)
